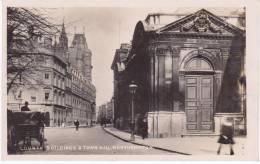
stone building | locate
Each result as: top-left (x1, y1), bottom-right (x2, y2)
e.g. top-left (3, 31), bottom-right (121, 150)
top-left (112, 9), bottom-right (246, 137)
top-left (7, 35), bottom-right (68, 127)
top-left (105, 101), bottom-right (113, 123)
top-left (97, 100), bottom-right (114, 124)
top-left (69, 67), bottom-right (96, 125)
top-left (7, 23), bottom-right (96, 127)
top-left (69, 33), bottom-right (93, 81)
top-left (65, 27), bottom-right (96, 126)
top-left (111, 43), bottom-right (131, 129)
top-left (97, 104), bottom-right (106, 123)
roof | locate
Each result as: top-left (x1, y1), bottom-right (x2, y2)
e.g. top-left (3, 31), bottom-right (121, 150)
top-left (141, 8), bottom-right (245, 32)
top-left (111, 43), bottom-right (131, 70)
top-left (127, 8), bottom-right (245, 65)
top-left (157, 9), bottom-right (244, 35)
top-left (71, 33), bottom-right (88, 48)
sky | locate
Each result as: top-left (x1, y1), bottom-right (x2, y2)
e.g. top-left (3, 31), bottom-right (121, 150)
top-left (44, 7), bottom-right (178, 106)
top-left (44, 7), bottom-right (242, 106)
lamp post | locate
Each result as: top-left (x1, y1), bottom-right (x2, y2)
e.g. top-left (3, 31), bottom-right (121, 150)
top-left (91, 102), bottom-right (96, 127)
top-left (239, 74), bottom-right (246, 135)
top-left (129, 82), bottom-right (137, 141)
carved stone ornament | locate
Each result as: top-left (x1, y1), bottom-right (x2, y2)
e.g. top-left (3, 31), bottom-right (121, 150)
top-left (221, 48), bottom-right (230, 56)
top-left (194, 11), bottom-right (210, 32)
top-left (181, 11), bottom-right (222, 33)
top-left (171, 46), bottom-right (180, 56)
top-left (198, 47), bottom-right (204, 56)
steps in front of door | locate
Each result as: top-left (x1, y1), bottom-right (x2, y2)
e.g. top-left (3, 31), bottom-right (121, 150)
top-left (181, 133), bottom-right (219, 137)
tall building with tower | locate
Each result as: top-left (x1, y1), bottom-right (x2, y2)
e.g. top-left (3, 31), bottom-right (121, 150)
top-left (7, 22), bottom-right (96, 127)
top-left (69, 33), bottom-right (93, 81)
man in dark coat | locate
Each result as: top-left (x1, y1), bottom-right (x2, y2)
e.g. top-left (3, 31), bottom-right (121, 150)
top-left (141, 117), bottom-right (148, 139)
top-left (74, 120), bottom-right (80, 131)
top-left (21, 101), bottom-right (30, 111)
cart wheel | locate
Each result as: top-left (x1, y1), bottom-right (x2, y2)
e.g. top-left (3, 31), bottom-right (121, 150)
top-left (7, 126), bottom-right (16, 154)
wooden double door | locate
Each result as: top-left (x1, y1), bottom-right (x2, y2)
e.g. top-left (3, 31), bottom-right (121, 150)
top-left (185, 75), bottom-right (214, 132)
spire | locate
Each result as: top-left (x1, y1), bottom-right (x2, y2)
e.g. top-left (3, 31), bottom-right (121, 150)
top-left (58, 17), bottom-right (68, 51)
top-left (61, 17), bottom-right (66, 34)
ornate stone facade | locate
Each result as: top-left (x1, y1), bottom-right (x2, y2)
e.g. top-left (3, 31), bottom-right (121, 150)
top-left (69, 34), bottom-right (93, 82)
top-left (7, 23), bottom-right (96, 127)
top-left (112, 9), bottom-right (246, 138)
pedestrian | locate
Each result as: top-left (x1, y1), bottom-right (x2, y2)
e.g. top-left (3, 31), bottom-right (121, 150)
top-left (217, 117), bottom-right (235, 155)
top-left (141, 117), bottom-right (148, 139)
top-left (21, 101), bottom-right (30, 111)
top-left (115, 118), bottom-right (120, 129)
top-left (74, 119), bottom-right (80, 131)
top-left (101, 117), bottom-right (106, 127)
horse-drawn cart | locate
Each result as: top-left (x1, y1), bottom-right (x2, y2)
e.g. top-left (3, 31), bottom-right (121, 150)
top-left (7, 110), bottom-right (46, 153)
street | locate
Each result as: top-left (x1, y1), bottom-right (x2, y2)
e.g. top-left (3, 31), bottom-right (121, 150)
top-left (5, 6), bottom-right (252, 160)
top-left (17, 126), bottom-right (176, 155)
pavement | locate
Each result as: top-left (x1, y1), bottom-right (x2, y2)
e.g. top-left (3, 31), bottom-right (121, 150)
top-left (103, 126), bottom-right (246, 155)
top-left (15, 126), bottom-right (175, 155)
top-left (45, 125), bottom-right (92, 129)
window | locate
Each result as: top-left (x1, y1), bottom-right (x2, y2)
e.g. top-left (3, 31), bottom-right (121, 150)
top-left (17, 90), bottom-right (22, 98)
top-left (45, 73), bottom-right (49, 79)
top-left (165, 54), bottom-right (172, 79)
top-left (63, 94), bottom-right (65, 106)
top-left (53, 92), bottom-right (56, 103)
top-left (57, 76), bottom-right (60, 86)
top-left (45, 57), bottom-right (51, 66)
top-left (62, 78), bottom-right (65, 88)
top-left (56, 93), bottom-right (59, 104)
top-left (186, 58), bottom-right (213, 71)
top-left (45, 92), bottom-right (50, 100)
top-left (31, 96), bottom-right (36, 102)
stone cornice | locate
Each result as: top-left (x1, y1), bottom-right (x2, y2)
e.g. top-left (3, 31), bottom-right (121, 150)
top-left (147, 45), bottom-right (180, 57)
top-left (151, 31), bottom-right (242, 40)
top-left (157, 9), bottom-right (245, 35)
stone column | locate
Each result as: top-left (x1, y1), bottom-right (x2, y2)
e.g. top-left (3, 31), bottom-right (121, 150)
top-left (152, 47), bottom-right (159, 138)
top-left (221, 48), bottom-right (230, 74)
top-left (171, 46), bottom-right (180, 111)
top-left (148, 45), bottom-right (156, 112)
top-left (164, 48), bottom-right (172, 110)
top-left (154, 49), bottom-right (159, 112)
top-left (157, 52), bottom-right (165, 111)
top-left (179, 72), bottom-right (185, 112)
top-left (214, 71), bottom-right (222, 113)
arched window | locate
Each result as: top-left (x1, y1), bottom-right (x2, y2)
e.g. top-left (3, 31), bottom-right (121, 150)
top-left (186, 58), bottom-right (213, 71)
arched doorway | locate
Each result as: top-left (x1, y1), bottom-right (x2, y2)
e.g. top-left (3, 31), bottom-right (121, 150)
top-left (184, 57), bottom-right (214, 133)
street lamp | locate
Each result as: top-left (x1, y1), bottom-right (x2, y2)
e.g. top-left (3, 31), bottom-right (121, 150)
top-left (90, 102), bottom-right (96, 127)
top-left (129, 82), bottom-right (137, 141)
top-left (239, 74), bottom-right (246, 135)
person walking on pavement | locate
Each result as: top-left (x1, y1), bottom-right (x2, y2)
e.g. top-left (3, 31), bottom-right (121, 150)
top-left (141, 117), bottom-right (148, 139)
top-left (74, 119), bottom-right (80, 131)
top-left (217, 117), bottom-right (235, 155)
top-left (21, 101), bottom-right (30, 111)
